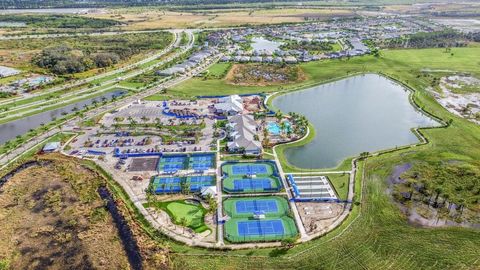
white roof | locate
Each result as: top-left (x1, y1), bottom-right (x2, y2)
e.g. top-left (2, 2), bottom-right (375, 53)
top-left (201, 186), bottom-right (217, 197)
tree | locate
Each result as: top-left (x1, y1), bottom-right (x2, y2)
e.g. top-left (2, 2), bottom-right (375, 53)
top-left (179, 217), bottom-right (188, 233)
top-left (275, 110), bottom-right (283, 122)
top-left (280, 237), bottom-right (297, 250)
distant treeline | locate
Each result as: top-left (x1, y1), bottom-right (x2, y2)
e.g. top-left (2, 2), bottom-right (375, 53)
top-left (2, 0), bottom-right (353, 9)
top-left (0, 14), bottom-right (120, 28)
top-left (383, 30), bottom-right (479, 49)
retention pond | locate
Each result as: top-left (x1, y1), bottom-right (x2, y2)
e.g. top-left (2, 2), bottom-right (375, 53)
top-left (272, 74), bottom-right (439, 169)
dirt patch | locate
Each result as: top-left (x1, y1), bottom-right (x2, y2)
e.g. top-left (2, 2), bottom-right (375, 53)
top-left (296, 202), bottom-right (345, 234)
top-left (431, 74), bottom-right (480, 124)
top-left (225, 64), bottom-right (306, 86)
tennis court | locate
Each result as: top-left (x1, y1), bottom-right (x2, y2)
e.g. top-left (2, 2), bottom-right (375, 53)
top-left (222, 161), bottom-right (282, 194)
top-left (187, 175), bottom-right (215, 192)
top-left (222, 162), bottom-right (277, 177)
top-left (224, 216), bottom-right (298, 243)
top-left (232, 164), bottom-right (268, 175)
top-left (189, 153), bottom-right (215, 171)
top-left (238, 220), bottom-right (284, 236)
top-left (162, 156), bottom-right (188, 163)
top-left (157, 155), bottom-right (188, 172)
top-left (233, 178), bottom-right (271, 190)
top-left (235, 199), bottom-right (278, 214)
top-left (151, 175), bottom-right (215, 194)
top-left (223, 196), bottom-right (289, 218)
top-left (224, 176), bottom-right (281, 193)
top-left (223, 196), bottom-right (296, 242)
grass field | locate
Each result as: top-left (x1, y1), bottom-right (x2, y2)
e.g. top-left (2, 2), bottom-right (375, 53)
top-left (327, 174), bottom-right (350, 200)
top-left (85, 8), bottom-right (354, 30)
top-left (161, 47), bottom-right (480, 269)
top-left (223, 196), bottom-right (297, 243)
top-left (147, 200), bottom-right (210, 233)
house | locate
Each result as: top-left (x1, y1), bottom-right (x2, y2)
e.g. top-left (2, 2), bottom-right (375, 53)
top-left (284, 56), bottom-right (298, 64)
top-left (214, 95), bottom-right (243, 115)
top-left (251, 56), bottom-right (263, 62)
top-left (0, 66), bottom-right (20, 78)
top-left (226, 114), bottom-right (262, 155)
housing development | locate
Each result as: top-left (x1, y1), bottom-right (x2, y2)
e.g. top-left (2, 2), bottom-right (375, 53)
top-left (0, 1), bottom-right (479, 269)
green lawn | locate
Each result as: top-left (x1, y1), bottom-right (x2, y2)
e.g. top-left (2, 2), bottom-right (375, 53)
top-left (327, 174), bottom-right (349, 200)
top-left (146, 200), bottom-right (210, 233)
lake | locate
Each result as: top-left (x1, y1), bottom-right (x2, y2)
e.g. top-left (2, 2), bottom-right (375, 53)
top-left (251, 37), bottom-right (283, 52)
top-left (0, 90), bottom-right (126, 145)
top-left (272, 74), bottom-right (439, 169)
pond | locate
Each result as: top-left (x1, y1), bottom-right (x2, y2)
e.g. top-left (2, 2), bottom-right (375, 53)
top-left (272, 74), bottom-right (439, 169)
top-left (0, 90), bottom-right (126, 145)
top-left (251, 37), bottom-right (283, 52)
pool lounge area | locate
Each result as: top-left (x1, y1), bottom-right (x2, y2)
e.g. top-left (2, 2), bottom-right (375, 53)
top-left (267, 121), bottom-right (292, 136)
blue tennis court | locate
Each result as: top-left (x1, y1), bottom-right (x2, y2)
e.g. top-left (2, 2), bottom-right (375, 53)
top-left (238, 220), bottom-right (284, 236)
top-left (189, 176), bottom-right (214, 183)
top-left (155, 185), bottom-right (181, 193)
top-left (191, 155), bottom-right (214, 162)
top-left (154, 177), bottom-right (182, 184)
top-left (191, 162), bottom-right (212, 170)
top-left (163, 163), bottom-right (184, 171)
top-left (235, 200), bottom-right (278, 214)
top-left (233, 179), bottom-right (271, 191)
top-left (232, 164), bottom-right (268, 175)
top-left (162, 156), bottom-right (187, 163)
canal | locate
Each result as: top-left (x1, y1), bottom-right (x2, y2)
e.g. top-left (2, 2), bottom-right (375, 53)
top-left (0, 90), bottom-right (126, 145)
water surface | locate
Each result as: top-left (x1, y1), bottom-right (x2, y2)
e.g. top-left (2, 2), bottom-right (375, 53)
top-left (272, 74), bottom-right (438, 169)
top-left (251, 37), bottom-right (283, 52)
top-left (0, 90), bottom-right (125, 144)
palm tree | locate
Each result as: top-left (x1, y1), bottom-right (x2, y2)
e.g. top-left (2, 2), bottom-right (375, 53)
top-left (279, 121), bottom-right (287, 136)
top-left (180, 217), bottom-right (188, 233)
top-left (275, 110), bottom-right (283, 122)
top-left (128, 116), bottom-right (137, 130)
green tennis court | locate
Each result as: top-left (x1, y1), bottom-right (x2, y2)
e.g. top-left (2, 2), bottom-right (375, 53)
top-left (221, 161), bottom-right (283, 193)
top-left (222, 162), bottom-right (276, 176)
top-left (224, 216), bottom-right (298, 243)
top-left (223, 196), bottom-right (298, 243)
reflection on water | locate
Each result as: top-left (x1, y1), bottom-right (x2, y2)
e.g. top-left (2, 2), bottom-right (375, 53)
top-left (0, 90), bottom-right (125, 144)
top-left (272, 74), bottom-right (439, 169)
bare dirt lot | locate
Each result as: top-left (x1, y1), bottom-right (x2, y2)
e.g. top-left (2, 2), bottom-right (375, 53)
top-left (226, 64), bottom-right (306, 86)
top-left (296, 202), bottom-right (345, 234)
top-left (431, 75), bottom-right (480, 124)
top-left (0, 154), bottom-right (169, 269)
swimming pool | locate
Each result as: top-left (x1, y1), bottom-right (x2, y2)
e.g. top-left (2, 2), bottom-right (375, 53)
top-left (267, 121), bottom-right (291, 135)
